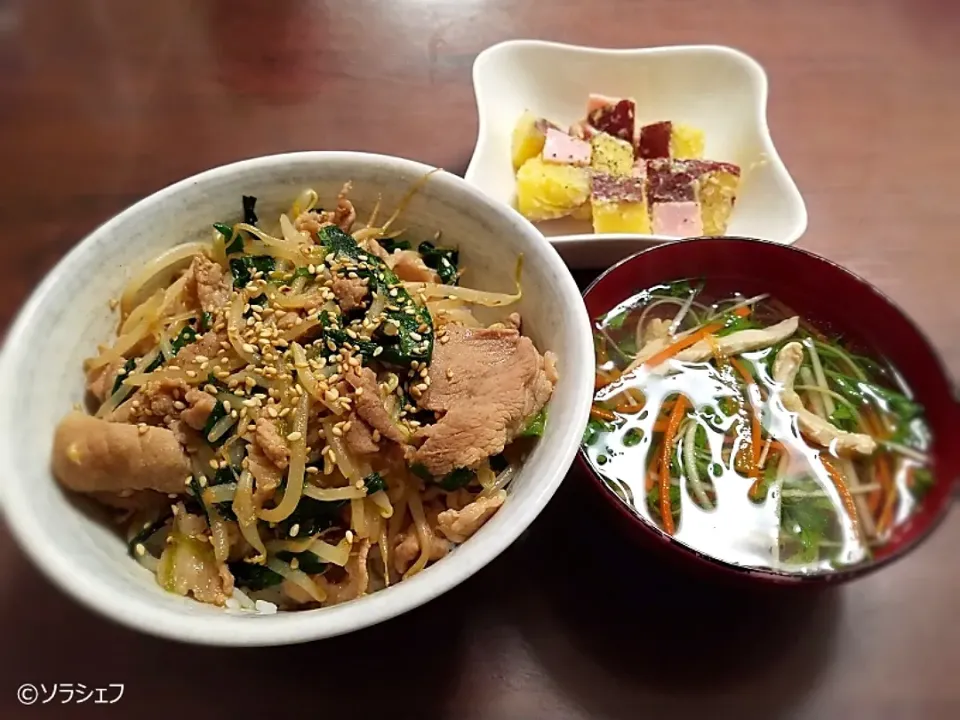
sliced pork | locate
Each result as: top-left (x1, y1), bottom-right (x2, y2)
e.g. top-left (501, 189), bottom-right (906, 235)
top-left (411, 324), bottom-right (556, 476)
top-left (345, 367), bottom-right (406, 444)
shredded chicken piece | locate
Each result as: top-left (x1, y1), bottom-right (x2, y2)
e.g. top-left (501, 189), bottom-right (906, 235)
top-left (393, 524), bottom-right (451, 574)
top-left (331, 276), bottom-right (369, 312)
top-left (391, 250), bottom-right (440, 283)
top-left (247, 444), bottom-right (283, 505)
top-left (436, 491), bottom-right (506, 543)
top-left (187, 254), bottom-right (232, 314)
top-left (343, 413), bottom-right (380, 454)
top-left (181, 388), bottom-right (217, 430)
top-left (333, 181), bottom-right (357, 232)
top-left (86, 359), bottom-right (124, 403)
top-left (316, 539), bottom-right (371, 605)
top-left (365, 238), bottom-right (392, 263)
top-left (254, 417), bottom-right (290, 469)
top-left (294, 210), bottom-right (333, 236)
top-left (628, 316), bottom-right (800, 371)
top-left (773, 342), bottom-right (877, 456)
top-left (345, 367), bottom-right (406, 444)
top-left (644, 317), bottom-right (672, 344)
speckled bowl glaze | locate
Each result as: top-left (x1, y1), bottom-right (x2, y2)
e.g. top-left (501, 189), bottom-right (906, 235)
top-left (0, 152), bottom-right (594, 646)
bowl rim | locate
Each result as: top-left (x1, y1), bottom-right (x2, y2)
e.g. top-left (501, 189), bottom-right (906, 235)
top-left (0, 150), bottom-right (596, 644)
top-left (465, 40), bottom-right (809, 256)
top-left (579, 235), bottom-right (957, 584)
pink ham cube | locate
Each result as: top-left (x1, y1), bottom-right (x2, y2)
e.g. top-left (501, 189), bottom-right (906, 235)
top-left (585, 94), bottom-right (636, 142)
top-left (541, 128), bottom-right (592, 166)
top-left (652, 201), bottom-right (704, 237)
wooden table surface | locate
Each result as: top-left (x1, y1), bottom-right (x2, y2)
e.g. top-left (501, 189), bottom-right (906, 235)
top-left (1, 1), bottom-right (958, 717)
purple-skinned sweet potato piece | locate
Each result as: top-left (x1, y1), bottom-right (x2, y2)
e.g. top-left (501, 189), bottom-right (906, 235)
top-left (637, 121), bottom-right (673, 159)
top-left (585, 97), bottom-right (636, 142)
top-left (645, 158), bottom-right (698, 203)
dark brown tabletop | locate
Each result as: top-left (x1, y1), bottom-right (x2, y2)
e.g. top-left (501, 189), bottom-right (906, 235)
top-left (2, 1), bottom-right (958, 717)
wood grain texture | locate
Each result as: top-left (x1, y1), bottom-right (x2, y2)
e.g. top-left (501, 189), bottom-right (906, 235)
top-left (0, 0), bottom-right (958, 717)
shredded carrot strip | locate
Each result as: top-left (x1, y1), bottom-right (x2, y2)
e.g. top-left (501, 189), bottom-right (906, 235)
top-left (731, 357), bottom-right (761, 480)
top-left (875, 457), bottom-right (898, 535)
top-left (590, 405), bottom-right (616, 422)
top-left (822, 457), bottom-right (861, 539)
top-left (644, 322), bottom-right (724, 368)
top-left (658, 395), bottom-right (688, 535)
top-left (862, 412), bottom-right (895, 531)
top-left (615, 401), bottom-right (645, 414)
top-left (733, 306), bottom-right (751, 318)
top-left (595, 369), bottom-right (620, 390)
top-left (652, 420), bottom-right (669, 433)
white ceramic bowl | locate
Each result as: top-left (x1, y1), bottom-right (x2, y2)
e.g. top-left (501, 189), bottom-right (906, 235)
top-left (464, 41), bottom-right (808, 268)
top-left (0, 152), bottom-right (594, 646)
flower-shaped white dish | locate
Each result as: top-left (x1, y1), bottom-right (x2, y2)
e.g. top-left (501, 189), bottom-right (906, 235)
top-left (0, 152), bottom-right (594, 646)
top-left (464, 41), bottom-right (808, 268)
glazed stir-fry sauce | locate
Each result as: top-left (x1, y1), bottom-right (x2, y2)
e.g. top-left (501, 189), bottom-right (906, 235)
top-left (584, 280), bottom-right (934, 573)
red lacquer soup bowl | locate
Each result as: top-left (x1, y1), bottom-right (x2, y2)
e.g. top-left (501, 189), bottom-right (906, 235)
top-left (580, 237), bottom-right (959, 585)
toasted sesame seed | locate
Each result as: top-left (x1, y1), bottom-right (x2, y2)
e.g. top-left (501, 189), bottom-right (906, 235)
top-left (289, 523), bottom-right (300, 537)
top-left (267, 406), bottom-right (278, 418)
top-left (446, 368), bottom-right (454, 379)
top-left (279, 407), bottom-right (291, 418)
top-left (209, 459), bottom-right (219, 469)
top-left (416, 383), bottom-right (428, 393)
top-left (173, 400), bottom-right (186, 410)
top-left (135, 543), bottom-right (146, 556)
top-left (372, 346), bottom-right (383, 357)
top-left (345, 530), bottom-right (354, 543)
top-left (242, 343), bottom-right (256, 354)
top-left (185, 369), bottom-right (198, 378)
top-left (325, 388), bottom-right (339, 402)
top-left (410, 331), bottom-right (422, 341)
top-left (371, 429), bottom-right (381, 442)
top-left (287, 431), bottom-right (303, 442)
top-left (199, 475), bottom-right (208, 488)
top-left (440, 335), bottom-right (450, 344)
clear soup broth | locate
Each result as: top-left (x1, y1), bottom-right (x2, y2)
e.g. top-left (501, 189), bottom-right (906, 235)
top-left (584, 279), bottom-right (934, 574)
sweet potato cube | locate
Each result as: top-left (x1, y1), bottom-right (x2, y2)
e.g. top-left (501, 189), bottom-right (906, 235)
top-left (670, 123), bottom-right (705, 159)
top-left (590, 173), bottom-right (651, 234)
top-left (515, 156), bottom-right (591, 221)
top-left (511, 111), bottom-right (548, 170)
top-left (590, 133), bottom-right (634, 176)
top-left (684, 160), bottom-right (741, 235)
top-left (645, 158), bottom-right (698, 203)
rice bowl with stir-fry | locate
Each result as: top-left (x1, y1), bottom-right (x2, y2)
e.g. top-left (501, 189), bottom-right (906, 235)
top-left (50, 178), bottom-right (558, 612)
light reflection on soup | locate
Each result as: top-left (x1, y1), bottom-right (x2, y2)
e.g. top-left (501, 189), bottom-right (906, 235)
top-left (583, 279), bottom-right (934, 573)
